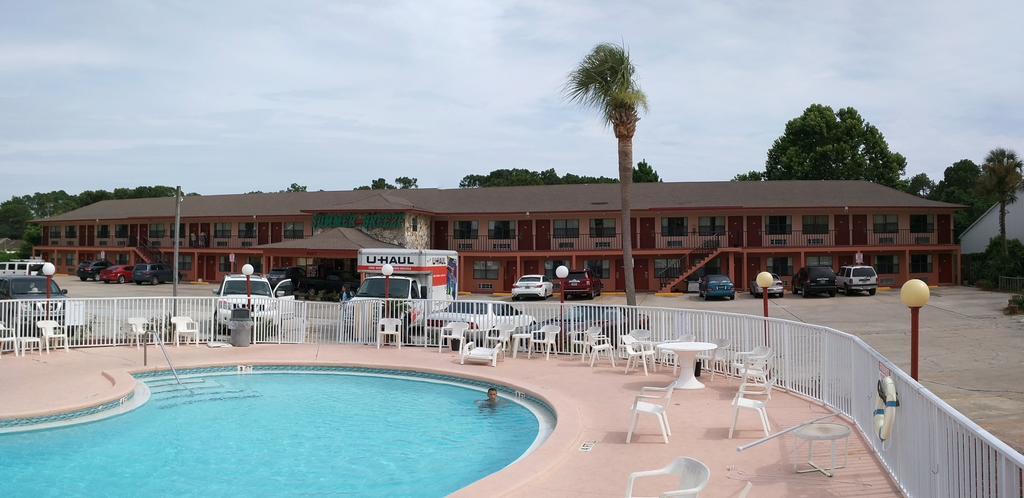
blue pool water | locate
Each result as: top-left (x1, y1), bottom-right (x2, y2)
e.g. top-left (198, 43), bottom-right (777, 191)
top-left (0, 371), bottom-right (544, 497)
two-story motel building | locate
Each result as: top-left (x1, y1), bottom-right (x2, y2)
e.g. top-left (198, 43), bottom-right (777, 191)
top-left (33, 180), bottom-right (961, 292)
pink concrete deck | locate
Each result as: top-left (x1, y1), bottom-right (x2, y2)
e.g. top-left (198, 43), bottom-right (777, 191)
top-left (0, 345), bottom-right (901, 497)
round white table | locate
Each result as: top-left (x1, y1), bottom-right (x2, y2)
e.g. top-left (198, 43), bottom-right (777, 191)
top-left (656, 341), bottom-right (718, 390)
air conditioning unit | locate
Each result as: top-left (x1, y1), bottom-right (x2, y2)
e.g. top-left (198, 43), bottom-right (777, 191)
top-left (558, 241), bottom-right (576, 249)
top-left (808, 238), bottom-right (824, 246)
top-left (595, 242), bottom-right (611, 249)
top-left (666, 240), bottom-right (683, 248)
top-left (216, 241), bottom-right (228, 247)
top-left (98, 241), bottom-right (108, 246)
top-left (117, 241), bottom-right (127, 247)
top-left (478, 283), bottom-right (493, 290)
top-left (914, 237), bottom-right (931, 244)
top-left (492, 243), bottom-right (512, 250)
top-left (241, 242), bottom-right (253, 248)
top-left (66, 241), bottom-right (76, 246)
top-left (770, 239), bottom-right (788, 246)
top-left (879, 237), bottom-right (895, 245)
top-left (457, 243), bottom-right (473, 250)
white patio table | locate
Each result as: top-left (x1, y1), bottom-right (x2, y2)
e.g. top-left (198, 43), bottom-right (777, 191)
top-left (655, 341), bottom-right (718, 390)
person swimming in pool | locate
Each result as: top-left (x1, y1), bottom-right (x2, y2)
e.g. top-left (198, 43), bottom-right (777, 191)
top-left (476, 387), bottom-right (500, 410)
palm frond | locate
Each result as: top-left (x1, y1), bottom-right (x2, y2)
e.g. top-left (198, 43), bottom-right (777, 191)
top-left (564, 42), bottom-right (648, 126)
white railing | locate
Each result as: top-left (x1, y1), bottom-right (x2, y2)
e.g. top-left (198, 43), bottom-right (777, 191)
top-left (998, 276), bottom-right (1024, 293)
top-left (0, 296), bottom-right (1021, 497)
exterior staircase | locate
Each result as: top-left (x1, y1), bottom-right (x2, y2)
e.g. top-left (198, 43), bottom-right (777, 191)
top-left (133, 236), bottom-right (164, 264)
top-left (658, 247), bottom-right (726, 293)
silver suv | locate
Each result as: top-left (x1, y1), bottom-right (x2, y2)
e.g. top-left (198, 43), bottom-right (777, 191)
top-left (836, 266), bottom-right (878, 295)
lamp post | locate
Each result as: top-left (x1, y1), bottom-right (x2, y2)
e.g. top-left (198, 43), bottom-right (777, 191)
top-left (555, 265), bottom-right (569, 332)
top-left (755, 271), bottom-right (774, 344)
top-left (900, 279), bottom-right (930, 380)
top-left (242, 264), bottom-right (254, 311)
top-left (381, 263), bottom-right (394, 317)
top-left (42, 262), bottom-right (55, 320)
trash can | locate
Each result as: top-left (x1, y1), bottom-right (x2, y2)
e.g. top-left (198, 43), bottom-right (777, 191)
top-left (229, 308), bottom-right (252, 347)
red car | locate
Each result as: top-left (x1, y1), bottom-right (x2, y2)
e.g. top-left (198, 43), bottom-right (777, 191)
top-left (561, 268), bottom-right (604, 299)
top-left (99, 265), bottom-right (134, 284)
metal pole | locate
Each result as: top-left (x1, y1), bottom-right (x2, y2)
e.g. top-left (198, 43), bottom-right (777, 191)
top-left (384, 275), bottom-right (390, 318)
top-left (910, 306), bottom-right (920, 380)
top-left (172, 186), bottom-right (181, 315)
top-left (763, 290), bottom-right (769, 345)
top-left (246, 275), bottom-right (253, 311)
top-left (45, 274), bottom-right (52, 320)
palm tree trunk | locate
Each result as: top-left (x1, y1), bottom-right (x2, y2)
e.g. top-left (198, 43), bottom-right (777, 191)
top-left (618, 136), bottom-right (637, 306)
top-left (1000, 201), bottom-right (1008, 255)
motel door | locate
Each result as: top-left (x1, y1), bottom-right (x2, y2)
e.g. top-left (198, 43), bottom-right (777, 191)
top-left (745, 216), bottom-right (761, 247)
top-left (188, 223), bottom-right (200, 246)
top-left (524, 260), bottom-right (539, 275)
top-left (271, 222), bottom-right (282, 243)
top-left (634, 258), bottom-right (650, 291)
top-left (746, 255), bottom-right (761, 289)
top-left (852, 215), bottom-right (867, 245)
top-left (78, 226), bottom-right (88, 246)
top-left (258, 223), bottom-right (270, 245)
top-left (517, 220), bottom-right (533, 251)
top-left (639, 218), bottom-right (655, 249)
top-left (937, 215), bottom-right (951, 244)
top-left (433, 221), bottom-right (448, 250)
top-left (534, 220), bottom-right (551, 251)
top-left (834, 215), bottom-right (850, 245)
top-left (138, 224), bottom-right (149, 243)
top-left (728, 216), bottom-right (743, 248)
top-left (504, 260), bottom-right (517, 291)
top-left (129, 224), bottom-right (138, 246)
top-left (86, 225), bottom-right (95, 246)
top-left (938, 254), bottom-right (953, 284)
top-left (203, 255), bottom-right (216, 281)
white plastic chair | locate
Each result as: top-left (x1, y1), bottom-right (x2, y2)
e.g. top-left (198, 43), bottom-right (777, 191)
top-left (585, 329), bottom-right (616, 368)
top-left (529, 324), bottom-right (559, 360)
top-left (170, 316), bottom-right (200, 347)
top-left (736, 351), bottom-right (774, 399)
top-left (439, 321), bottom-right (469, 352)
top-left (0, 322), bottom-right (19, 357)
top-left (37, 320), bottom-right (68, 353)
top-left (377, 318), bottom-right (402, 349)
top-left (729, 383), bottom-right (772, 438)
top-left (625, 457), bottom-right (711, 498)
top-left (706, 338), bottom-right (734, 381)
top-left (126, 318), bottom-right (150, 349)
top-left (627, 385), bottom-right (674, 444)
top-left (732, 345), bottom-right (770, 375)
top-left (460, 340), bottom-right (502, 367)
top-left (622, 336), bottom-right (656, 376)
top-left (569, 328), bottom-right (593, 359)
top-left (486, 322), bottom-right (515, 353)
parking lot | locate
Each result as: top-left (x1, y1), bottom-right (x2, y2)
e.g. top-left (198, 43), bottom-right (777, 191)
top-left (50, 275), bottom-right (1024, 451)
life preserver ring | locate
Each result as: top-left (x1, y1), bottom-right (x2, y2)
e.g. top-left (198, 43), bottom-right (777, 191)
top-left (874, 376), bottom-right (899, 441)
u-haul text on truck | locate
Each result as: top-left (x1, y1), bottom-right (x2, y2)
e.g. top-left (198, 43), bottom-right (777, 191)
top-left (354, 249), bottom-right (458, 302)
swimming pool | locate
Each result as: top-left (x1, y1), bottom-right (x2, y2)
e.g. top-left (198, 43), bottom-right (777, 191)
top-left (0, 367), bottom-right (552, 497)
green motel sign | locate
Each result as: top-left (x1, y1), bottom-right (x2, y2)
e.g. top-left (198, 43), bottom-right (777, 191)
top-left (313, 212), bottom-right (405, 230)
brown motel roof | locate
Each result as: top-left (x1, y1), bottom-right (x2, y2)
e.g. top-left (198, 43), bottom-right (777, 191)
top-left (258, 227), bottom-right (400, 251)
top-left (39, 180), bottom-right (960, 222)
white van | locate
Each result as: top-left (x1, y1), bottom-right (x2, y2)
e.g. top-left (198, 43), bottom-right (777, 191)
top-left (0, 259), bottom-right (45, 276)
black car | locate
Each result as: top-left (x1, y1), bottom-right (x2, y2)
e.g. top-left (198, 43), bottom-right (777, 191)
top-left (133, 263), bottom-right (175, 285)
top-left (76, 260), bottom-right (112, 281)
top-left (793, 266), bottom-right (837, 297)
top-left (268, 266), bottom-right (305, 289)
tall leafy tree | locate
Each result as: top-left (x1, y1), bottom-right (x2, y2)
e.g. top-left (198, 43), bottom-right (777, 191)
top-left (632, 159), bottom-right (661, 183)
top-left (394, 177), bottom-right (418, 189)
top-left (459, 168), bottom-right (618, 187)
top-left (731, 170), bottom-right (766, 181)
top-left (566, 42), bottom-right (648, 306)
top-left (901, 173), bottom-right (935, 197)
top-left (929, 159), bottom-right (995, 237)
top-left (284, 183), bottom-right (308, 192)
top-left (978, 148), bottom-right (1023, 254)
top-left (762, 104), bottom-right (907, 188)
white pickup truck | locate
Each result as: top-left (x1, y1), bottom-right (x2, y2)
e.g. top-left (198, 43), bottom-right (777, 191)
top-left (213, 274), bottom-right (296, 330)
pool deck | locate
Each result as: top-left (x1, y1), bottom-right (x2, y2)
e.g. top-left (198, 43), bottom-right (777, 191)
top-left (0, 344), bottom-right (901, 497)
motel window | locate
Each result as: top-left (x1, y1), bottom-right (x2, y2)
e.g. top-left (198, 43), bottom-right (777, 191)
top-left (64, 253), bottom-right (74, 267)
top-left (544, 260), bottom-right (570, 278)
top-left (697, 217), bottom-right (725, 236)
top-left (910, 215), bottom-right (934, 233)
top-left (116, 253), bottom-right (129, 265)
top-left (214, 223), bottom-right (232, 239)
top-left (65, 225), bottom-right (77, 238)
top-left (473, 260), bottom-right (499, 280)
top-left (178, 254), bottom-right (193, 271)
top-left (661, 217), bottom-right (688, 237)
top-left (765, 216), bottom-right (792, 235)
top-left (875, 255), bottom-right (899, 274)
top-left (766, 257), bottom-right (793, 276)
top-left (553, 219), bottom-right (580, 238)
top-left (238, 223), bottom-right (256, 239)
top-left (283, 222), bottom-right (304, 239)
top-left (453, 221), bottom-right (478, 239)
top-left (115, 224), bottom-right (128, 238)
top-left (218, 256), bottom-right (233, 273)
top-left (148, 224), bottom-right (165, 238)
top-left (873, 215), bottom-right (899, 234)
top-left (97, 225), bottom-right (110, 239)
top-left (654, 259), bottom-right (683, 280)
top-left (247, 256), bottom-right (263, 274)
top-left (488, 220), bottom-right (514, 240)
top-left (589, 218), bottom-right (616, 238)
top-left (910, 254), bottom-right (933, 273)
top-left (802, 215), bottom-right (829, 235)
top-left (411, 217), bottom-right (418, 232)
top-left (585, 259), bottom-right (611, 279)
top-left (806, 256), bottom-right (832, 268)
top-left (49, 226), bottom-right (61, 240)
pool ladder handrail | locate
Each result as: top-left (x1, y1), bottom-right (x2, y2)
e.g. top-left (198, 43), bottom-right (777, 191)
top-left (148, 329), bottom-right (185, 387)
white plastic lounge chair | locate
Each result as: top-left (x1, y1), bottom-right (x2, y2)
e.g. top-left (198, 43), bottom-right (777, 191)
top-left (626, 385), bottom-right (674, 444)
top-left (377, 318), bottom-right (402, 349)
top-left (37, 320), bottom-right (68, 353)
top-left (439, 321), bottom-right (469, 352)
top-left (0, 322), bottom-right (19, 357)
top-left (729, 383), bottom-right (771, 438)
top-left (529, 324), bottom-right (559, 360)
top-left (459, 340), bottom-right (502, 367)
top-left (625, 456), bottom-right (711, 498)
top-left (126, 318), bottom-right (150, 349)
top-left (622, 335), bottom-right (656, 376)
top-left (170, 316), bottom-right (200, 347)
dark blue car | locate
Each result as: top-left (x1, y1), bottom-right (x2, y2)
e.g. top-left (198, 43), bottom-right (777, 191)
top-left (133, 263), bottom-right (175, 285)
top-left (698, 274), bottom-right (736, 300)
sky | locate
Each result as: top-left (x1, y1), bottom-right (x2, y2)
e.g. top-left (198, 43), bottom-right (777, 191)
top-left (1, 1), bottom-right (1022, 200)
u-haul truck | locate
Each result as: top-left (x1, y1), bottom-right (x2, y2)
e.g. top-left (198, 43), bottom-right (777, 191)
top-left (354, 249), bottom-right (458, 302)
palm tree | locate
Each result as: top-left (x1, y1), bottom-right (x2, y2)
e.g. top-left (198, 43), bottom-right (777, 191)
top-left (565, 43), bottom-right (648, 306)
top-left (979, 148), bottom-right (1023, 255)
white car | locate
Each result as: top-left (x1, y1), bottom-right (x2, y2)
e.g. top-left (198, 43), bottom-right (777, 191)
top-left (425, 300), bottom-right (536, 333)
top-left (750, 273), bottom-right (784, 298)
top-left (511, 274), bottom-right (554, 301)
top-left (836, 266), bottom-right (878, 295)
top-left (214, 274), bottom-right (296, 328)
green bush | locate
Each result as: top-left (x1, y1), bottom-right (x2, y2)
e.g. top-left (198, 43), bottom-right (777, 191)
top-left (976, 236), bottom-right (1024, 285)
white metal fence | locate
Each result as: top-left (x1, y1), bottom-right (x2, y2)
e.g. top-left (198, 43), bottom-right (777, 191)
top-left (0, 296), bottom-right (1021, 497)
top-left (998, 276), bottom-right (1024, 293)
